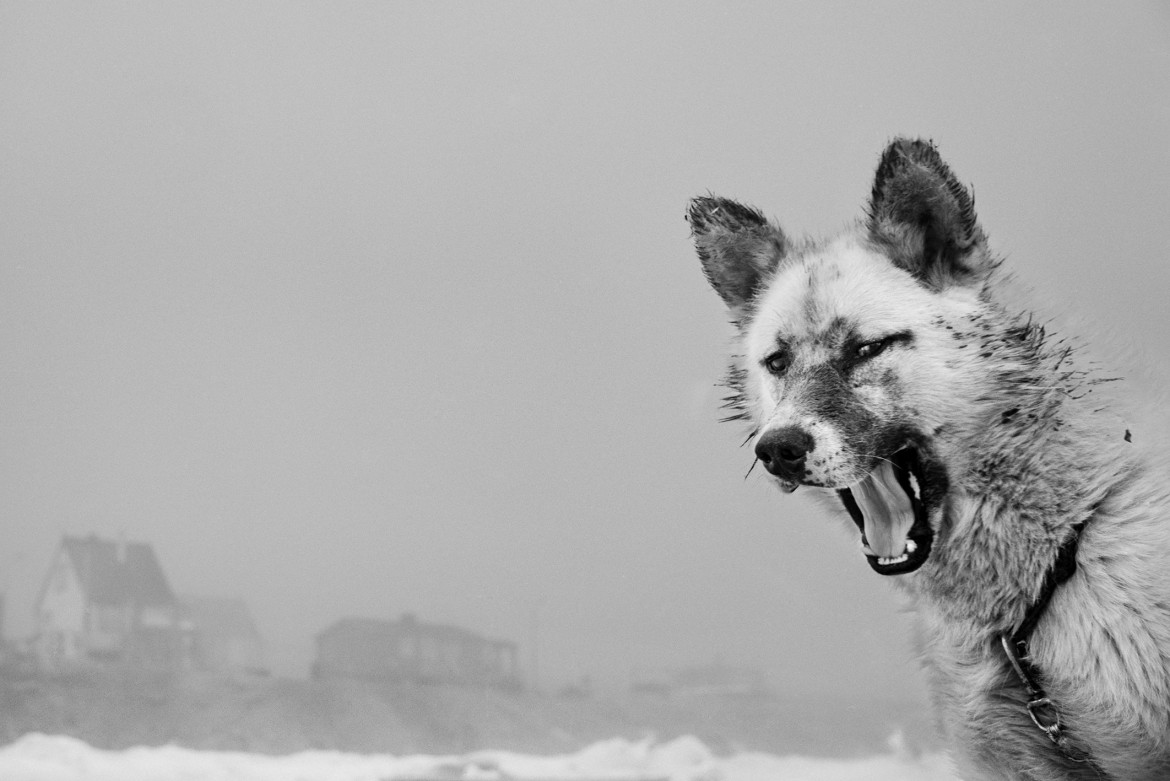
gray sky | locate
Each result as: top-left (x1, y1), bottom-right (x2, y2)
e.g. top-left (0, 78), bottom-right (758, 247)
top-left (2, 2), bottom-right (1168, 703)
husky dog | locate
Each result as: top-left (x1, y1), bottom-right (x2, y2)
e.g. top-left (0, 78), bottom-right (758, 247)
top-left (688, 139), bottom-right (1170, 780)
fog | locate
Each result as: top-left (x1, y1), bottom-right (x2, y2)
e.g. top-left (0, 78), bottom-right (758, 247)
top-left (2, 0), bottom-right (1168, 726)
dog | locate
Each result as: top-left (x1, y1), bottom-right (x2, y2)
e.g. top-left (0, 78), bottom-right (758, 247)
top-left (688, 139), bottom-right (1170, 780)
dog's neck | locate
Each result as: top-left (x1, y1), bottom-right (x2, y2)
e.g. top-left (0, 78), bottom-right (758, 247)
top-left (908, 424), bottom-right (1129, 634)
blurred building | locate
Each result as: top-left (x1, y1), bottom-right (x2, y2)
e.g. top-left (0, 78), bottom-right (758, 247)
top-left (178, 595), bottom-right (266, 675)
top-left (33, 534), bottom-right (182, 669)
top-left (313, 612), bottom-right (520, 689)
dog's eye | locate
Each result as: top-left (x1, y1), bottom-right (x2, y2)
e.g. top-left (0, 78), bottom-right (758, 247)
top-left (763, 351), bottom-right (790, 375)
top-left (856, 338), bottom-right (892, 360)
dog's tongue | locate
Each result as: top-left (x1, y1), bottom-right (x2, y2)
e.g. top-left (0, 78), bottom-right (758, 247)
top-left (853, 461), bottom-right (915, 558)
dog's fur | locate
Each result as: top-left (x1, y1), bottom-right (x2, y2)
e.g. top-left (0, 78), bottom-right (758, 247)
top-left (689, 139), bottom-right (1170, 780)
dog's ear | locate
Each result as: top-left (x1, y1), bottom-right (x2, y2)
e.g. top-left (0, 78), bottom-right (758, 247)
top-left (687, 195), bottom-right (786, 319)
top-left (867, 138), bottom-right (990, 288)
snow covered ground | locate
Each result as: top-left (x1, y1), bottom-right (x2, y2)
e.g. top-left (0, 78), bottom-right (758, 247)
top-left (0, 733), bottom-right (957, 781)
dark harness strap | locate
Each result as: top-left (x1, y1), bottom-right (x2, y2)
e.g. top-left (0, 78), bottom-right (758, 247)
top-left (998, 520), bottom-right (1111, 778)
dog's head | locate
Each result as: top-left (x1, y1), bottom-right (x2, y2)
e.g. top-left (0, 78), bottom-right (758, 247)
top-left (690, 139), bottom-right (996, 576)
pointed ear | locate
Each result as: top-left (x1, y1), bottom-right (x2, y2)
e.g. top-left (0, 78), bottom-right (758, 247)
top-left (867, 138), bottom-right (991, 288)
top-left (687, 195), bottom-right (786, 318)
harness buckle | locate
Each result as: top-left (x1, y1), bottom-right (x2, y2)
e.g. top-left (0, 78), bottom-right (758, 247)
top-left (1026, 696), bottom-right (1065, 744)
top-left (1000, 634), bottom-right (1068, 747)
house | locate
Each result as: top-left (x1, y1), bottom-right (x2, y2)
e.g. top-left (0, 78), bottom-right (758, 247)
top-left (34, 534), bottom-right (182, 669)
top-left (179, 595), bottom-right (266, 674)
top-left (313, 613), bottom-right (521, 689)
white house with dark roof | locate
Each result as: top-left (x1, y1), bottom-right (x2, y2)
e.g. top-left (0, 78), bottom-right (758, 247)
top-left (313, 612), bottom-right (521, 689)
top-left (34, 534), bottom-right (183, 669)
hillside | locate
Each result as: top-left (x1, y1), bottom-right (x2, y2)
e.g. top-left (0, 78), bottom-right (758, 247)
top-left (0, 669), bottom-right (938, 758)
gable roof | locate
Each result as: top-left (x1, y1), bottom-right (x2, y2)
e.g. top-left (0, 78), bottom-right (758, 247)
top-left (61, 534), bottom-right (175, 607)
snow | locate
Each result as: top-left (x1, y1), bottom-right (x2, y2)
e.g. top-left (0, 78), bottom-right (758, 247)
top-left (0, 733), bottom-right (957, 781)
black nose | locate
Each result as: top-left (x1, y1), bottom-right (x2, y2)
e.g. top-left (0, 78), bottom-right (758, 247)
top-left (755, 427), bottom-right (815, 479)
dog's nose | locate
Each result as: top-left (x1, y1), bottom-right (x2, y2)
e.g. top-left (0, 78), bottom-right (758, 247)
top-left (755, 427), bottom-right (815, 479)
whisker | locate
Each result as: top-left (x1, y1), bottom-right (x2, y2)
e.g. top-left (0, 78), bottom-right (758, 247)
top-left (858, 452), bottom-right (898, 468)
top-left (744, 458), bottom-right (760, 480)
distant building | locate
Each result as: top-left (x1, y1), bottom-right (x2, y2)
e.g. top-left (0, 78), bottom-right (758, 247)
top-left (179, 595), bottom-right (266, 674)
top-left (34, 534), bottom-right (182, 669)
top-left (313, 613), bottom-right (520, 689)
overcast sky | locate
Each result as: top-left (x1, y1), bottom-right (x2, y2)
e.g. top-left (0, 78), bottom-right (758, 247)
top-left (2, 2), bottom-right (1168, 707)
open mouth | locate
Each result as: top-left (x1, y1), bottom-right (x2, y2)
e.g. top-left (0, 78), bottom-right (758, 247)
top-left (838, 448), bottom-right (935, 576)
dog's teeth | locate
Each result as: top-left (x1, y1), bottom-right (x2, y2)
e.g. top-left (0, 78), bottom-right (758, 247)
top-left (877, 540), bottom-right (916, 566)
top-left (863, 538), bottom-right (915, 563)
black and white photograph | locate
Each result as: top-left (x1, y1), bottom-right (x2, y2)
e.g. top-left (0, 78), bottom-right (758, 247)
top-left (1, 3), bottom-right (1168, 779)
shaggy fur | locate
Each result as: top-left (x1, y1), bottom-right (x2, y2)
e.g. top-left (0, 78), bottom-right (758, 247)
top-left (689, 138), bottom-right (1170, 780)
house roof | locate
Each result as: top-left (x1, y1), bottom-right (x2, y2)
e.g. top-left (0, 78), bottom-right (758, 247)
top-left (316, 614), bottom-right (515, 649)
top-left (61, 534), bottom-right (175, 607)
top-left (179, 595), bottom-right (262, 640)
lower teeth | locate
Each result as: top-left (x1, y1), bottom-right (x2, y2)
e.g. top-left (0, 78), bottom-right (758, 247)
top-left (864, 538), bottom-right (917, 565)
